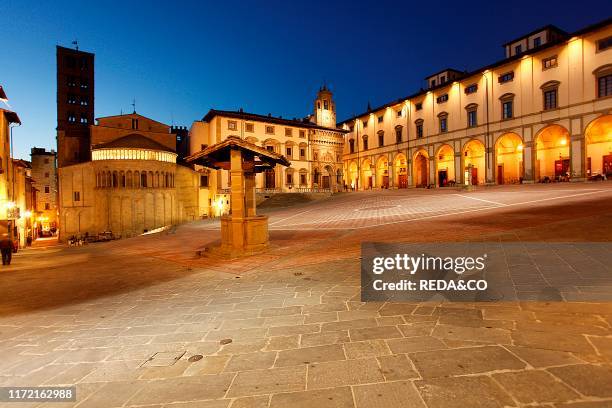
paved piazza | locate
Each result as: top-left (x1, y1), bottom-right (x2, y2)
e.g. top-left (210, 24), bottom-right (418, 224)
top-left (1, 183), bottom-right (612, 408)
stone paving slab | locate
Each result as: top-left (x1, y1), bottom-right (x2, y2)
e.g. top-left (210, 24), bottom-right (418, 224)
top-left (1, 184), bottom-right (612, 407)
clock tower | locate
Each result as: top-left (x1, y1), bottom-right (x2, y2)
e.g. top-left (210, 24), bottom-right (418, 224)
top-left (313, 85), bottom-right (336, 128)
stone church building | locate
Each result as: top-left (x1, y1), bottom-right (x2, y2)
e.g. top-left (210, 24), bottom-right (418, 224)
top-left (58, 113), bottom-right (201, 241)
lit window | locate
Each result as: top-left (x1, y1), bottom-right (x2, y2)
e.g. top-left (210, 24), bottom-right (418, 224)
top-left (395, 127), bottom-right (402, 143)
top-left (465, 84), bottom-right (478, 94)
top-left (502, 100), bottom-right (513, 119)
top-left (436, 94), bottom-right (448, 103)
top-left (228, 120), bottom-right (237, 131)
top-left (438, 114), bottom-right (448, 133)
top-left (598, 74), bottom-right (612, 98)
top-left (499, 72), bottom-right (514, 83)
top-left (543, 89), bottom-right (557, 110)
top-left (468, 109), bottom-right (477, 127)
top-left (543, 56), bottom-right (558, 70)
top-left (597, 36), bottom-right (612, 52)
top-left (415, 120), bottom-right (424, 138)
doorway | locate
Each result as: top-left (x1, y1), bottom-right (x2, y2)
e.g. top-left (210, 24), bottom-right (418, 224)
top-left (398, 174), bottom-right (407, 188)
top-left (438, 170), bottom-right (448, 187)
top-left (554, 159), bottom-right (570, 179)
top-left (322, 176), bottom-right (330, 189)
top-left (265, 169), bottom-right (275, 189)
top-left (497, 165), bottom-right (504, 185)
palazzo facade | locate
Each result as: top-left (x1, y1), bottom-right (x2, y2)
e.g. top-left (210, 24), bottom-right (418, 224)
top-left (189, 87), bottom-right (347, 200)
top-left (340, 19), bottom-right (612, 190)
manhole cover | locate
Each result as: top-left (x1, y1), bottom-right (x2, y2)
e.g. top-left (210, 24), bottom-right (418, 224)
top-left (355, 205), bottom-right (398, 212)
top-left (188, 354), bottom-right (203, 362)
top-left (141, 350), bottom-right (186, 367)
top-left (220, 338), bottom-right (233, 345)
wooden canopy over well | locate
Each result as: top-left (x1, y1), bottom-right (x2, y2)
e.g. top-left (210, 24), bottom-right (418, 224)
top-left (185, 136), bottom-right (291, 171)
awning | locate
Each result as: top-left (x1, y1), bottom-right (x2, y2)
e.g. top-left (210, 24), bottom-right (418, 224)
top-left (186, 136), bottom-right (291, 171)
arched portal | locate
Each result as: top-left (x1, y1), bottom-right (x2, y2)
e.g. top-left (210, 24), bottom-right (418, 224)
top-left (463, 140), bottom-right (485, 185)
top-left (535, 125), bottom-right (570, 181)
top-left (436, 145), bottom-right (455, 187)
top-left (362, 159), bottom-right (373, 189)
top-left (376, 156), bottom-right (389, 189)
top-left (413, 150), bottom-right (429, 188)
top-left (348, 161), bottom-right (358, 190)
top-left (322, 165), bottom-right (334, 190)
top-left (585, 115), bottom-right (612, 179)
top-left (394, 154), bottom-right (408, 188)
top-left (495, 133), bottom-right (523, 184)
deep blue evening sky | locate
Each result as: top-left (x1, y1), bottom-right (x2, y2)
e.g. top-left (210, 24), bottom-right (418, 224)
top-left (1, 0), bottom-right (609, 159)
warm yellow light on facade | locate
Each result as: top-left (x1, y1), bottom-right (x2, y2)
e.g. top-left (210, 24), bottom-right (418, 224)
top-left (23, 210), bottom-right (32, 218)
top-left (560, 138), bottom-right (567, 146)
top-left (92, 148), bottom-right (177, 163)
top-left (517, 144), bottom-right (524, 151)
top-left (5, 201), bottom-right (16, 209)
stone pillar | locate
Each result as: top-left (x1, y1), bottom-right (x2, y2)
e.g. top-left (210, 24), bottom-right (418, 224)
top-left (485, 135), bottom-right (495, 184)
top-left (406, 149), bottom-right (413, 187)
top-left (454, 152), bottom-right (462, 185)
top-left (230, 148), bottom-right (245, 219)
top-left (429, 156), bottom-right (435, 188)
top-left (523, 141), bottom-right (535, 183)
top-left (245, 172), bottom-right (256, 217)
top-left (570, 134), bottom-right (585, 181)
top-left (388, 152), bottom-right (394, 189)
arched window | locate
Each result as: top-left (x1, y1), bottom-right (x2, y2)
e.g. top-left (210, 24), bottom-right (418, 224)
top-left (499, 93), bottom-right (515, 120)
top-left (465, 104), bottom-right (478, 128)
top-left (540, 81), bottom-right (560, 110)
top-left (395, 126), bottom-right (403, 144)
top-left (437, 112), bottom-right (448, 133)
top-left (594, 65), bottom-right (612, 98)
top-left (415, 119), bottom-right (424, 139)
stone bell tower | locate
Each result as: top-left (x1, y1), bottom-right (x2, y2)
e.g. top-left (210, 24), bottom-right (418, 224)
top-left (313, 85), bottom-right (336, 128)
